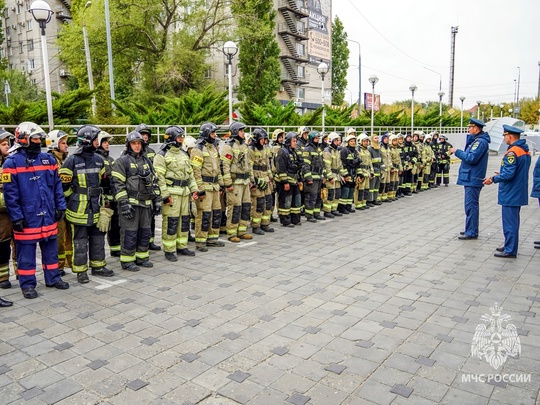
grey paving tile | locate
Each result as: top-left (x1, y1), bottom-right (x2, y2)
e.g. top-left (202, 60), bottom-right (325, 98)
top-left (390, 384), bottom-right (414, 398)
top-left (416, 356), bottom-right (436, 367)
top-left (324, 364), bottom-right (347, 375)
top-left (87, 359), bottom-right (108, 370)
top-left (127, 378), bottom-right (149, 391)
top-left (181, 353), bottom-right (200, 363)
top-left (286, 392), bottom-right (311, 405)
top-left (271, 347), bottom-right (289, 356)
top-left (20, 386), bottom-right (44, 400)
top-left (227, 370), bottom-right (251, 383)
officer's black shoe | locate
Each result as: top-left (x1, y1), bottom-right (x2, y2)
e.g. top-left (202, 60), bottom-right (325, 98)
top-left (207, 240), bottom-right (225, 247)
top-left (324, 212), bottom-right (335, 219)
top-left (494, 251), bottom-right (516, 258)
top-left (22, 288), bottom-right (38, 299)
top-left (331, 211), bottom-right (342, 217)
top-left (188, 234), bottom-right (195, 242)
top-left (444, 184), bottom-right (449, 187)
top-left (148, 242), bottom-right (161, 251)
top-left (110, 251), bottom-right (120, 257)
top-left (0, 280), bottom-right (12, 289)
top-left (46, 279), bottom-right (70, 289)
top-left (282, 223), bottom-right (295, 228)
top-left (136, 259), bottom-right (154, 268)
top-left (0, 297), bottom-right (13, 307)
top-left (495, 247), bottom-right (504, 252)
top-left (59, 270), bottom-right (66, 277)
top-left (121, 262), bottom-right (140, 272)
top-left (534, 241), bottom-right (540, 245)
top-left (314, 215), bottom-right (326, 220)
top-left (261, 225), bottom-right (275, 233)
top-left (77, 272), bottom-right (90, 284)
top-left (91, 267), bottom-right (114, 277)
top-left (459, 231), bottom-right (465, 235)
top-left (165, 252), bottom-right (178, 262)
top-left (252, 227), bottom-right (265, 236)
top-left (177, 248), bottom-right (196, 257)
top-left (458, 235), bottom-right (478, 240)
top-left (535, 245), bottom-right (540, 249)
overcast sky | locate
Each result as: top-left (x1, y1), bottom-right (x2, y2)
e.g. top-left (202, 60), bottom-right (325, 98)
top-left (332, 0), bottom-right (540, 109)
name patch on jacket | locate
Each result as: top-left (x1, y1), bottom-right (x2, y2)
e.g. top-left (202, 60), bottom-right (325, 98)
top-left (42, 159), bottom-right (50, 165)
top-left (1, 172), bottom-right (11, 183)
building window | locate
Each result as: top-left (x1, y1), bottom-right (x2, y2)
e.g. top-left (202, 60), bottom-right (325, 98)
top-left (204, 68), bottom-right (212, 79)
top-left (8, 47), bottom-right (13, 56)
top-left (25, 0), bottom-right (31, 10)
top-left (6, 27), bottom-right (11, 35)
top-left (17, 3), bottom-right (22, 14)
top-left (296, 43), bottom-right (305, 57)
top-left (5, 7), bottom-right (10, 18)
top-left (31, 79), bottom-right (36, 85)
top-left (28, 59), bottom-right (35, 70)
top-left (27, 19), bottom-right (32, 31)
top-left (9, 63), bottom-right (14, 70)
top-left (297, 65), bottom-right (305, 79)
top-left (297, 88), bottom-right (305, 100)
top-left (20, 61), bottom-right (25, 71)
top-left (296, 21), bottom-right (305, 34)
top-left (18, 24), bottom-right (23, 34)
top-left (19, 42), bottom-right (23, 53)
top-left (0, 48), bottom-right (4, 58)
top-left (27, 39), bottom-right (33, 51)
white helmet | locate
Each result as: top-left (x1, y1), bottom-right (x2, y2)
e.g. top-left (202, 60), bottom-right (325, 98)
top-left (45, 129), bottom-right (68, 150)
top-left (346, 127), bottom-right (357, 136)
top-left (389, 134), bottom-right (398, 142)
top-left (298, 126), bottom-right (311, 135)
top-left (97, 130), bottom-right (113, 146)
top-left (357, 133), bottom-right (369, 143)
top-left (328, 132), bottom-right (341, 142)
top-left (413, 130), bottom-right (422, 136)
top-left (424, 134), bottom-right (432, 143)
top-left (344, 134), bottom-right (356, 143)
top-left (181, 135), bottom-right (197, 152)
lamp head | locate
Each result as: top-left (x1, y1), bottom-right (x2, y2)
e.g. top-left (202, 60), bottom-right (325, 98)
top-left (368, 75), bottom-right (379, 85)
top-left (223, 41), bottom-right (238, 57)
top-left (29, 0), bottom-right (53, 23)
top-left (409, 84), bottom-right (417, 92)
top-left (317, 62), bottom-right (329, 75)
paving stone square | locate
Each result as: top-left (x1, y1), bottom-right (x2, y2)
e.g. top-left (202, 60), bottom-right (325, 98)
top-left (1, 159), bottom-right (540, 403)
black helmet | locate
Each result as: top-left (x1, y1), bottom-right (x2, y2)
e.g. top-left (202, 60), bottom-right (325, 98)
top-left (200, 122), bottom-right (218, 143)
top-left (284, 131), bottom-right (297, 146)
top-left (251, 128), bottom-right (267, 149)
top-left (164, 126), bottom-right (185, 147)
top-left (229, 122), bottom-right (247, 138)
top-left (77, 125), bottom-right (101, 147)
top-left (126, 130), bottom-right (144, 148)
top-left (135, 123), bottom-right (151, 136)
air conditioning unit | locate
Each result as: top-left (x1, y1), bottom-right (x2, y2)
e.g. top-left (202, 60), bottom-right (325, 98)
top-left (59, 69), bottom-right (69, 77)
top-left (7, 36), bottom-right (11, 41)
top-left (11, 6), bottom-right (15, 11)
top-left (11, 24), bottom-right (16, 29)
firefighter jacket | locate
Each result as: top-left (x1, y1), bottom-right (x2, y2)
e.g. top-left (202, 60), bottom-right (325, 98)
top-left (368, 142), bottom-right (382, 176)
top-left (380, 142), bottom-right (393, 176)
top-left (220, 137), bottom-right (253, 186)
top-left (340, 145), bottom-right (362, 179)
top-left (96, 148), bottom-right (116, 203)
top-left (302, 141), bottom-right (324, 182)
top-left (190, 139), bottom-right (223, 191)
top-left (493, 140), bottom-right (531, 206)
top-left (413, 141), bottom-right (424, 167)
top-left (357, 145), bottom-right (373, 178)
top-left (271, 142), bottom-right (282, 179)
top-left (455, 131), bottom-right (490, 188)
top-left (2, 148), bottom-right (66, 243)
top-left (297, 136), bottom-right (308, 151)
top-left (276, 146), bottom-right (302, 185)
top-left (389, 144), bottom-right (403, 172)
top-left (60, 148), bottom-right (106, 226)
top-left (401, 140), bottom-right (418, 171)
top-left (323, 144), bottom-right (347, 183)
top-left (144, 145), bottom-right (156, 162)
top-left (421, 143), bottom-right (435, 166)
top-left (50, 149), bottom-right (68, 167)
top-left (436, 141), bottom-right (452, 164)
top-left (154, 145), bottom-right (197, 199)
top-left (250, 144), bottom-right (273, 183)
top-left (112, 149), bottom-right (160, 208)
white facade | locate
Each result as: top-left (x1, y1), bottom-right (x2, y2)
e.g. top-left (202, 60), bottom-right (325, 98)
top-left (2, 0), bottom-right (71, 95)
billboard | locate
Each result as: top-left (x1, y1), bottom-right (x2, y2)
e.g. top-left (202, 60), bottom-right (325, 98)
top-left (364, 93), bottom-right (381, 112)
top-left (307, 0), bottom-right (331, 65)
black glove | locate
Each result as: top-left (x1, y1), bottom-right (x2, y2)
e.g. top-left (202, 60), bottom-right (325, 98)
top-left (153, 202), bottom-right (162, 216)
top-left (120, 201), bottom-right (134, 219)
top-left (12, 219), bottom-right (25, 232)
top-left (163, 196), bottom-right (172, 205)
top-left (256, 178), bottom-right (268, 191)
top-left (55, 210), bottom-right (65, 222)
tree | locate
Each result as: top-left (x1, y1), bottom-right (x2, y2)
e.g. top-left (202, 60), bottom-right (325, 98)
top-left (231, 0), bottom-right (281, 105)
top-left (331, 17), bottom-right (349, 106)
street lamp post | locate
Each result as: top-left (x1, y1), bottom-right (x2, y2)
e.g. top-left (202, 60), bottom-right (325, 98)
top-left (438, 90), bottom-right (445, 129)
top-left (317, 62), bottom-right (329, 132)
top-left (499, 104), bottom-right (504, 118)
top-left (29, 0), bottom-right (53, 131)
top-left (368, 75), bottom-right (379, 135)
top-left (222, 41), bottom-right (238, 124)
top-left (82, 1), bottom-right (96, 116)
top-left (476, 101), bottom-right (481, 119)
top-left (104, 0), bottom-right (115, 109)
top-left (489, 102), bottom-right (493, 121)
top-left (346, 39), bottom-right (361, 110)
top-left (409, 84), bottom-right (417, 134)
top-left (459, 96), bottom-right (465, 128)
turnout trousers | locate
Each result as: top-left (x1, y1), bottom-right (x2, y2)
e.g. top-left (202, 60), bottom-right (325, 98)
top-left (195, 189), bottom-right (222, 246)
top-left (226, 183), bottom-right (251, 237)
top-left (162, 195), bottom-right (191, 253)
top-left (71, 224), bottom-right (106, 273)
top-left (119, 206), bottom-right (152, 265)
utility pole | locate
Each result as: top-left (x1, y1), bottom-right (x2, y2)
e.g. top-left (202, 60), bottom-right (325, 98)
top-left (448, 26), bottom-right (458, 107)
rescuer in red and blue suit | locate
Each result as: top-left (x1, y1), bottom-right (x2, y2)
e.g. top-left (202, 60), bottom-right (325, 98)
top-left (1, 122), bottom-right (69, 299)
top-left (483, 124), bottom-right (531, 258)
